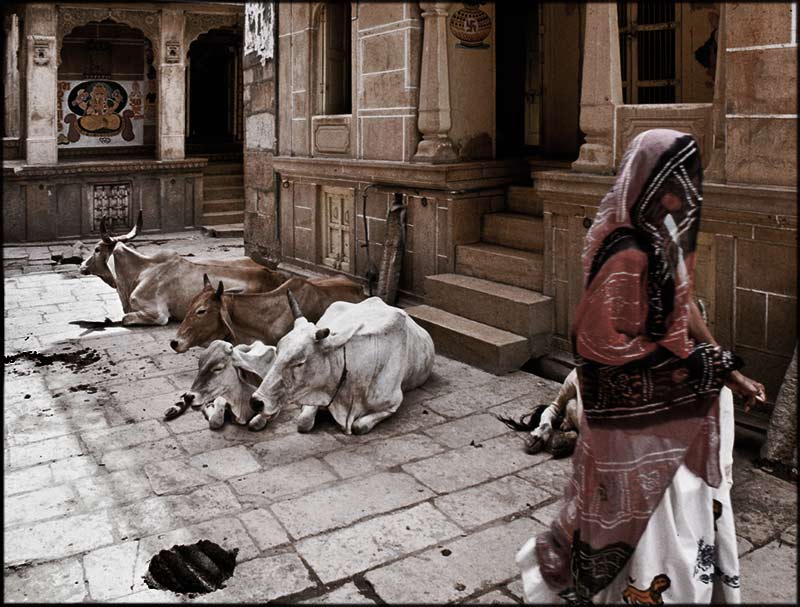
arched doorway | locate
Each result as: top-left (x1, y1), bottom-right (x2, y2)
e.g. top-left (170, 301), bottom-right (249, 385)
top-left (58, 19), bottom-right (156, 159)
top-left (186, 27), bottom-right (243, 154)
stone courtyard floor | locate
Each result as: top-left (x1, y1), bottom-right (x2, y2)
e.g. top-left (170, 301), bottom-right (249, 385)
top-left (3, 232), bottom-right (797, 604)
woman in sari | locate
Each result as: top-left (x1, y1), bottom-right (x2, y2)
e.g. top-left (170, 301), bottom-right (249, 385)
top-left (516, 129), bottom-right (765, 604)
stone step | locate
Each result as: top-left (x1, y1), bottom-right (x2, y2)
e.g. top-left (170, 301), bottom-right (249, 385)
top-left (204, 162), bottom-right (244, 175)
top-left (406, 305), bottom-right (530, 375)
top-left (425, 273), bottom-right (552, 353)
top-left (506, 185), bottom-right (543, 216)
top-left (201, 210), bottom-right (244, 225)
top-left (481, 212), bottom-right (544, 252)
top-left (204, 173), bottom-right (244, 187)
top-left (455, 243), bottom-right (543, 291)
top-left (205, 186), bottom-right (244, 201)
top-left (201, 223), bottom-right (244, 238)
top-left (203, 199), bottom-right (245, 213)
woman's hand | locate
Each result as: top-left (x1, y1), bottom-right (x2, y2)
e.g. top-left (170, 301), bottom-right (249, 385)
top-left (726, 370), bottom-right (767, 412)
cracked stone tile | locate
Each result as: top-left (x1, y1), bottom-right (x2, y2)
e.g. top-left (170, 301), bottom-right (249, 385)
top-left (230, 457), bottom-right (337, 503)
top-left (4, 557), bottom-right (87, 602)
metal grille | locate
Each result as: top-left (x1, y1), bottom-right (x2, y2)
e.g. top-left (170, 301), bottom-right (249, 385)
top-left (92, 183), bottom-right (131, 232)
top-left (618, 2), bottom-right (680, 104)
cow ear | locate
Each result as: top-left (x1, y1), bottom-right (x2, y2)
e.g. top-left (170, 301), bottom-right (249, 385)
top-left (215, 281), bottom-right (224, 300)
top-left (315, 328), bottom-right (330, 341)
top-left (203, 273), bottom-right (212, 288)
top-left (320, 323), bottom-right (362, 351)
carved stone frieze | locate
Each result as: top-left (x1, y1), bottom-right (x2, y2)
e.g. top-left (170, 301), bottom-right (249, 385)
top-left (57, 7), bottom-right (161, 59)
top-left (184, 12), bottom-right (243, 50)
top-left (31, 36), bottom-right (53, 66)
top-left (165, 40), bottom-right (181, 63)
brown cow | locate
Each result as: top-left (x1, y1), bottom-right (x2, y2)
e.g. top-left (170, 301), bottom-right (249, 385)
top-left (170, 274), bottom-right (364, 352)
top-left (79, 211), bottom-right (289, 325)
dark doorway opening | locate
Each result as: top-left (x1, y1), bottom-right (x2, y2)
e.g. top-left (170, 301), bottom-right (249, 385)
top-left (495, 2), bottom-right (541, 159)
top-left (186, 28), bottom-right (243, 153)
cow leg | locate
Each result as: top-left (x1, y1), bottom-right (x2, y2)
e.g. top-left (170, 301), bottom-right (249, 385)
top-left (296, 405), bottom-right (319, 433)
top-left (121, 308), bottom-right (169, 326)
top-left (351, 406), bottom-right (398, 435)
top-left (202, 397), bottom-right (228, 430)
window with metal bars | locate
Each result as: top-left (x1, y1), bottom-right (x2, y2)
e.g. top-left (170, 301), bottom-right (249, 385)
top-left (618, 2), bottom-right (681, 104)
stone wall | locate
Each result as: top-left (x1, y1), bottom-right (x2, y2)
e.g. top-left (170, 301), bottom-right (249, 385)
top-left (242, 2), bottom-right (278, 259)
top-left (724, 2), bottom-right (797, 187)
top-left (2, 160), bottom-right (205, 242)
top-left (277, 2), bottom-right (421, 161)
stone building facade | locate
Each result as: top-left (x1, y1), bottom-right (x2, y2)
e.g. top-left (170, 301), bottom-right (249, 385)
top-left (3, 2), bottom-right (246, 242)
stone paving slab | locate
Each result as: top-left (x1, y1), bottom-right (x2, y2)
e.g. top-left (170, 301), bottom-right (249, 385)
top-left (4, 234), bottom-right (796, 604)
top-left (295, 502), bottom-right (463, 584)
top-left (272, 471), bottom-right (436, 540)
top-left (364, 517), bottom-right (546, 604)
top-left (739, 541), bottom-right (798, 604)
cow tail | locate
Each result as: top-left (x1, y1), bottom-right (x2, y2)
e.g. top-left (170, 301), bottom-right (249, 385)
top-left (493, 405), bottom-right (548, 432)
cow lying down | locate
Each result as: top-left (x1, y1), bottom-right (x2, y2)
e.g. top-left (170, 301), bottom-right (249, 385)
top-left (248, 292), bottom-right (435, 435)
top-left (79, 211), bottom-right (288, 325)
top-left (164, 340), bottom-right (276, 429)
top-left (170, 274), bottom-right (364, 352)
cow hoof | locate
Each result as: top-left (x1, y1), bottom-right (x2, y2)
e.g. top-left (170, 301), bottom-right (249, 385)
top-left (351, 420), bottom-right (371, 435)
top-left (248, 414), bottom-right (269, 432)
top-left (208, 414), bottom-right (225, 430)
top-left (296, 417), bottom-right (315, 434)
top-left (163, 404), bottom-right (183, 420)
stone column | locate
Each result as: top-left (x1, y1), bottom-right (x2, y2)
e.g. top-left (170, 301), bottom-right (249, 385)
top-left (704, 2), bottom-right (727, 182)
top-left (572, 2), bottom-right (622, 174)
top-left (4, 12), bottom-right (21, 138)
top-left (413, 2), bottom-right (457, 164)
top-left (24, 4), bottom-right (58, 165)
top-left (157, 8), bottom-right (185, 160)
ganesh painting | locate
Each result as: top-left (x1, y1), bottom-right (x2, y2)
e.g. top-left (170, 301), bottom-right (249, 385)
top-left (58, 80), bottom-right (143, 147)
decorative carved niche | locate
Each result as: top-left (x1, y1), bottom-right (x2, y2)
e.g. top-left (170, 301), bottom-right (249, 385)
top-left (185, 12), bottom-right (243, 49)
top-left (165, 40), bottom-right (181, 63)
top-left (32, 36), bottom-right (52, 66)
top-left (57, 8), bottom-right (160, 64)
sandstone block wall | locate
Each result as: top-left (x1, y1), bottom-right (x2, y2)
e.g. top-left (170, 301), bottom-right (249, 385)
top-left (243, 3), bottom-right (278, 258)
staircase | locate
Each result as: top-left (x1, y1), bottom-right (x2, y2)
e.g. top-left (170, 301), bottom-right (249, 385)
top-left (201, 158), bottom-right (245, 238)
top-left (406, 186), bottom-right (554, 375)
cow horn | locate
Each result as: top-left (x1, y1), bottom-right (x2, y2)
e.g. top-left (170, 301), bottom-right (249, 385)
top-left (315, 328), bottom-right (330, 341)
top-left (203, 273), bottom-right (212, 288)
top-left (286, 289), bottom-right (303, 320)
top-left (99, 216), bottom-right (115, 244)
top-left (115, 210), bottom-right (143, 243)
top-left (214, 281), bottom-right (225, 300)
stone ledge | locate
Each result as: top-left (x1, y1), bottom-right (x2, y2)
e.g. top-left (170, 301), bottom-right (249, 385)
top-left (273, 156), bottom-right (529, 191)
top-left (4, 157), bottom-right (208, 179)
top-left (532, 169), bottom-right (798, 217)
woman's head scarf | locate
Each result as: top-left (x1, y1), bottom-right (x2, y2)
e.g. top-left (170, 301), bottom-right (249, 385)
top-left (574, 129), bottom-right (704, 365)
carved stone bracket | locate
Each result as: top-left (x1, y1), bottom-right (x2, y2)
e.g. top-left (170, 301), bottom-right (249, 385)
top-left (184, 12), bottom-right (243, 51)
top-left (57, 7), bottom-right (161, 61)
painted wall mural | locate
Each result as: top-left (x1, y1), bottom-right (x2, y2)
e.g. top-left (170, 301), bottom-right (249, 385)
top-left (58, 80), bottom-right (144, 147)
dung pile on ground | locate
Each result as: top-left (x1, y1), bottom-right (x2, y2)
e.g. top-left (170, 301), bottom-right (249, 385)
top-left (5, 348), bottom-right (101, 375)
top-left (144, 540), bottom-right (239, 595)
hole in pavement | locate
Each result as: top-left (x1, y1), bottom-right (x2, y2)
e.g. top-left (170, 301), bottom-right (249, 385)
top-left (144, 540), bottom-right (238, 595)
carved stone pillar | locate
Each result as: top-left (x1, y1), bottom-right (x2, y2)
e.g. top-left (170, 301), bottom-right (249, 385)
top-left (413, 2), bottom-right (457, 164)
top-left (157, 8), bottom-right (185, 160)
top-left (572, 2), bottom-right (622, 174)
top-left (704, 3), bottom-right (727, 182)
top-left (5, 12), bottom-right (21, 139)
top-left (25, 4), bottom-right (58, 165)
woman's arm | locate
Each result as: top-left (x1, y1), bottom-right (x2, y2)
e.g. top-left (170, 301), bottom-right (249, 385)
top-left (688, 296), bottom-right (766, 411)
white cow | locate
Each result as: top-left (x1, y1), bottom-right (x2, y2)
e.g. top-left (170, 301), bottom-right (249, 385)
top-left (164, 340), bottom-right (276, 429)
top-left (249, 293), bottom-right (435, 435)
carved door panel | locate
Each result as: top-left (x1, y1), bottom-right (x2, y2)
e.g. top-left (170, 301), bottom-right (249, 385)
top-left (321, 186), bottom-right (352, 272)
